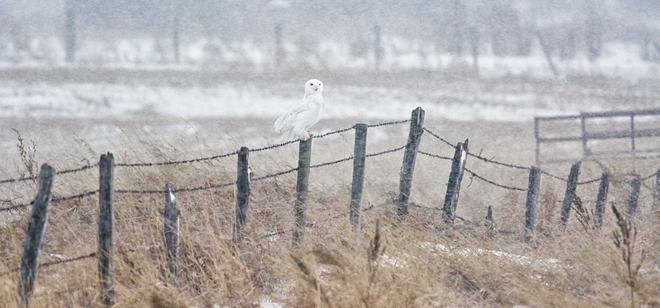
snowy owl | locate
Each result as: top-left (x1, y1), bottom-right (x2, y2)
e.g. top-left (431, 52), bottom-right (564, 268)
top-left (274, 79), bottom-right (324, 140)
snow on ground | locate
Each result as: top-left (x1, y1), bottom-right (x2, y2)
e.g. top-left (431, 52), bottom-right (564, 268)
top-left (1, 78), bottom-right (654, 122)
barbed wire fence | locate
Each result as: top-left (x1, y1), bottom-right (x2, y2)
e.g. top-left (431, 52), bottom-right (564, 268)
top-left (0, 107), bottom-right (658, 305)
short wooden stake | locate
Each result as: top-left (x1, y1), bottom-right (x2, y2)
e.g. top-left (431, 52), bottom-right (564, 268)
top-left (485, 206), bottom-right (495, 238)
top-left (396, 107), bottom-right (425, 217)
top-left (594, 172), bottom-right (610, 228)
top-left (559, 161), bottom-right (581, 229)
top-left (627, 175), bottom-right (641, 216)
top-left (350, 124), bottom-right (368, 230)
top-left (18, 164), bottom-right (55, 307)
top-left (234, 147), bottom-right (251, 240)
top-left (98, 153), bottom-right (115, 306)
top-left (164, 183), bottom-right (180, 283)
top-left (654, 169), bottom-right (660, 209)
top-left (442, 140), bottom-right (469, 223)
top-left (293, 138), bottom-right (312, 246)
top-left (523, 167), bottom-right (541, 243)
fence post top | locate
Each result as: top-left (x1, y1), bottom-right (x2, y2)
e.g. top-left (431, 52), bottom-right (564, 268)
top-left (354, 123), bottom-right (368, 129)
top-left (239, 146), bottom-right (250, 154)
top-left (39, 164), bottom-right (55, 174)
top-left (101, 152), bottom-right (114, 160)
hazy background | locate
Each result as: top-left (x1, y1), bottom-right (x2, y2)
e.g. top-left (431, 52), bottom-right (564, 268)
top-left (0, 0), bottom-right (659, 75)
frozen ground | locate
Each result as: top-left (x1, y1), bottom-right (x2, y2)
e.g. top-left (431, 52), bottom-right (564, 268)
top-left (0, 69), bottom-right (659, 121)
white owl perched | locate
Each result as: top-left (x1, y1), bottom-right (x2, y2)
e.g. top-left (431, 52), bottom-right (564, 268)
top-left (274, 79), bottom-right (324, 140)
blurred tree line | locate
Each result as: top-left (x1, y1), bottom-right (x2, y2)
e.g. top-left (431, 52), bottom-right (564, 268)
top-left (0, 0), bottom-right (658, 65)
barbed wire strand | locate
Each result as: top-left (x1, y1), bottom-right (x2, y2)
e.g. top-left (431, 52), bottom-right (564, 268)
top-left (0, 252), bottom-right (96, 277)
top-left (417, 150), bottom-right (452, 161)
top-left (464, 167), bottom-right (527, 192)
top-left (115, 151), bottom-right (238, 168)
top-left (0, 164), bottom-right (98, 185)
top-left (0, 190), bottom-right (99, 212)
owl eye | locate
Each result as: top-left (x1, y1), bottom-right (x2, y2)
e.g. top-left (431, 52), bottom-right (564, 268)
top-left (309, 83), bottom-right (313, 86)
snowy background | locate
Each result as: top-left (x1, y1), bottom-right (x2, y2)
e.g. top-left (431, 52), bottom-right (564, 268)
top-left (0, 0), bottom-right (659, 121)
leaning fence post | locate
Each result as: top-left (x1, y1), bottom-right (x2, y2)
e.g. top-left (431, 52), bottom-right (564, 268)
top-left (523, 167), bottom-right (541, 244)
top-left (396, 107), bottom-right (425, 217)
top-left (18, 164), bottom-right (55, 307)
top-left (350, 124), bottom-right (368, 230)
top-left (594, 172), bottom-right (610, 228)
top-left (293, 138), bottom-right (312, 246)
top-left (98, 153), bottom-right (115, 305)
top-left (234, 147), bottom-right (251, 240)
top-left (442, 140), bottom-right (469, 223)
top-left (654, 169), bottom-right (660, 209)
top-left (627, 175), bottom-right (641, 216)
top-left (164, 183), bottom-right (180, 283)
top-left (559, 161), bottom-right (581, 229)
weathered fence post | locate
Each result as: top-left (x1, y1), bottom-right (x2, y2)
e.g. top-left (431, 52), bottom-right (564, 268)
top-left (396, 107), bottom-right (425, 217)
top-left (627, 175), bottom-right (641, 216)
top-left (164, 183), bottom-right (179, 283)
top-left (350, 124), bottom-right (368, 230)
top-left (523, 167), bottom-right (542, 243)
top-left (18, 164), bottom-right (55, 307)
top-left (559, 161), bottom-right (581, 229)
top-left (234, 147), bottom-right (251, 240)
top-left (654, 169), bottom-right (660, 209)
top-left (594, 172), bottom-right (610, 228)
top-left (293, 138), bottom-right (312, 246)
top-left (98, 153), bottom-right (115, 305)
top-left (442, 140), bottom-right (469, 223)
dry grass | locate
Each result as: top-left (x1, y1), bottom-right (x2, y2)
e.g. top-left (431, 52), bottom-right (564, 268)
top-left (0, 117), bottom-right (658, 308)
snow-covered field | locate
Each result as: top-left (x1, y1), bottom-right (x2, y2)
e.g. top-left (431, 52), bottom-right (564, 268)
top-left (1, 69), bottom-right (659, 122)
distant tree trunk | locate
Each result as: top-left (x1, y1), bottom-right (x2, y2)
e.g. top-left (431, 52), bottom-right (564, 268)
top-left (275, 23), bottom-right (284, 69)
top-left (373, 24), bottom-right (383, 70)
top-left (585, 1), bottom-right (603, 62)
top-left (468, 27), bottom-right (479, 76)
top-left (559, 27), bottom-right (577, 60)
top-left (64, 0), bottom-right (77, 63)
top-left (536, 30), bottom-right (559, 78)
top-left (172, 9), bottom-right (181, 63)
top-left (449, 0), bottom-right (466, 56)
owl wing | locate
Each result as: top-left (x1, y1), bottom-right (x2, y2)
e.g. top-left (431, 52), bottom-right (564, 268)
top-left (274, 101), bottom-right (310, 133)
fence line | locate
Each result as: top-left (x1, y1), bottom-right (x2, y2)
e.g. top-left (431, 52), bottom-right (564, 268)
top-left (423, 126), bottom-right (615, 186)
top-left (2, 108), bottom-right (658, 306)
top-left (0, 120), bottom-right (409, 186)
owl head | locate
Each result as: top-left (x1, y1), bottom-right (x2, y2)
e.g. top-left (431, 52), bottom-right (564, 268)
top-left (304, 79), bottom-right (323, 96)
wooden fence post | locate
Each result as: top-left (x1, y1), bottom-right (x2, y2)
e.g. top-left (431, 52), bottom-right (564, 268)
top-left (98, 153), bottom-right (115, 306)
top-left (396, 107), bottom-right (425, 217)
top-left (442, 140), bottom-right (469, 223)
top-left (350, 124), bottom-right (368, 230)
top-left (559, 161), bottom-right (581, 229)
top-left (594, 172), bottom-right (610, 228)
top-left (293, 138), bottom-right (312, 246)
top-left (654, 169), bottom-right (660, 209)
top-left (234, 147), bottom-right (251, 240)
top-left (18, 164), bottom-right (55, 307)
top-left (164, 183), bottom-right (179, 283)
top-left (523, 167), bottom-right (541, 244)
top-left (627, 175), bottom-right (641, 216)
